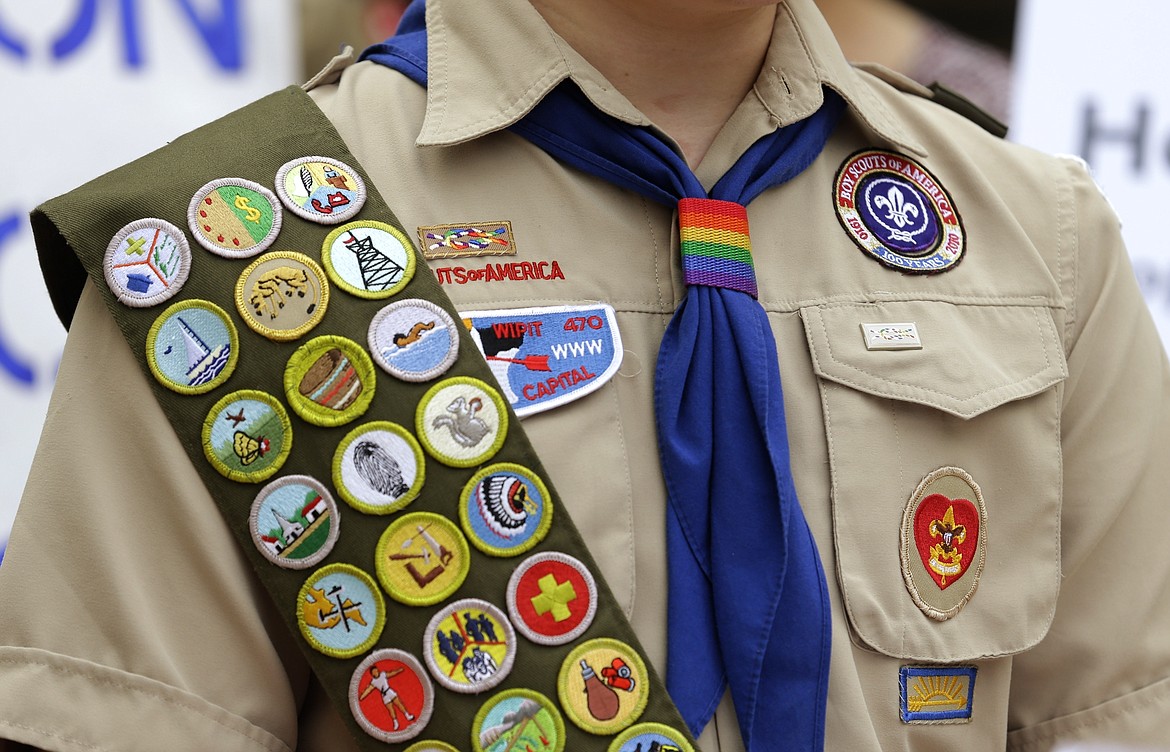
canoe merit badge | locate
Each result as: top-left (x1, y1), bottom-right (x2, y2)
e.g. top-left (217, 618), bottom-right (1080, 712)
top-left (284, 335), bottom-right (376, 427)
top-left (235, 251), bottom-right (329, 341)
top-left (350, 649), bottom-right (435, 743)
top-left (369, 299), bottom-right (460, 383)
top-left (202, 390), bottom-right (292, 483)
top-left (146, 300), bottom-right (238, 395)
top-left (322, 220), bottom-right (416, 299)
top-left (418, 221), bottom-right (516, 260)
top-left (417, 377), bottom-right (508, 467)
top-left (297, 562), bottom-right (385, 659)
top-left (834, 150), bottom-right (965, 274)
top-left (187, 178), bottom-right (281, 258)
top-left (333, 421), bottom-right (425, 515)
top-left (275, 156), bottom-right (366, 225)
top-left (461, 304), bottom-right (623, 418)
top-left (249, 475), bottom-right (340, 570)
top-left (375, 511), bottom-right (470, 606)
top-left (460, 463), bottom-right (553, 557)
top-left (422, 598), bottom-right (517, 694)
top-left (608, 723), bottom-right (696, 752)
top-left (557, 638), bottom-right (649, 735)
top-left (104, 219), bottom-right (191, 307)
top-left (472, 689), bottom-right (565, 752)
top-left (507, 552), bottom-right (598, 646)
top-left (901, 467), bottom-right (988, 620)
top-left (899, 665), bottom-right (976, 724)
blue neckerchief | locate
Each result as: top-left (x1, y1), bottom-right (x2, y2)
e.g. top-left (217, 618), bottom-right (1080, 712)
top-left (362, 6), bottom-right (842, 749)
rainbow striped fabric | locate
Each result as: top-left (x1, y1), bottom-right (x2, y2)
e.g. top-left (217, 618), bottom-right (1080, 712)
top-left (678, 198), bottom-right (757, 298)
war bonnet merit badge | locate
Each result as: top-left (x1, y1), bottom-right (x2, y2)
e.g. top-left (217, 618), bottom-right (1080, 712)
top-left (834, 150), bottom-right (965, 273)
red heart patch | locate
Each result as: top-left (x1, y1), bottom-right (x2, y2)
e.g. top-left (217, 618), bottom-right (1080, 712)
top-left (912, 493), bottom-right (980, 590)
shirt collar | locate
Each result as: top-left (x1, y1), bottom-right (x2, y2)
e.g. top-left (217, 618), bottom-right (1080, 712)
top-left (416, 0), bottom-right (925, 158)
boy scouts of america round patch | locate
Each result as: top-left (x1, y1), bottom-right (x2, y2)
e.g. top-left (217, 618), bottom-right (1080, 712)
top-left (146, 299), bottom-right (238, 395)
top-left (202, 390), bottom-right (292, 483)
top-left (235, 251), bottom-right (330, 341)
top-left (322, 220), bottom-right (416, 299)
top-left (283, 335), bottom-right (376, 427)
top-left (333, 421), bottom-right (425, 515)
top-left (405, 742), bottom-right (460, 752)
top-left (249, 475), bottom-right (340, 570)
top-left (557, 638), bottom-right (649, 735)
top-left (297, 562), bottom-right (385, 659)
top-left (459, 463), bottom-right (553, 557)
top-left (349, 649), bottom-right (434, 743)
top-left (375, 512), bottom-right (471, 606)
top-left (422, 598), bottom-right (517, 694)
top-left (472, 688), bottom-right (566, 752)
top-left (834, 150), bottom-right (965, 273)
top-left (369, 299), bottom-right (460, 383)
top-left (507, 552), bottom-right (598, 646)
top-left (417, 377), bottom-right (509, 467)
top-left (103, 219), bottom-right (191, 307)
top-left (608, 723), bottom-right (695, 752)
top-left (900, 467), bottom-right (988, 621)
top-left (187, 178), bottom-right (281, 258)
top-left (275, 156), bottom-right (367, 225)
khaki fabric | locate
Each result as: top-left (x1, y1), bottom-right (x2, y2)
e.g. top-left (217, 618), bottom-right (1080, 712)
top-left (2, 0), bottom-right (1170, 749)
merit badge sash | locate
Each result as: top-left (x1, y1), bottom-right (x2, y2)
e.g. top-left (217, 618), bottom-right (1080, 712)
top-left (31, 87), bottom-right (696, 751)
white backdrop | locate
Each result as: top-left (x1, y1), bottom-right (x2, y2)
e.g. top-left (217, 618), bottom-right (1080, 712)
top-left (1011, 0), bottom-right (1170, 340)
top-left (0, 0), bottom-right (296, 557)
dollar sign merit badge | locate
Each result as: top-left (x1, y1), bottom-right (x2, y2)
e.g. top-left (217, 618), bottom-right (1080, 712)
top-left (235, 195), bottom-right (263, 223)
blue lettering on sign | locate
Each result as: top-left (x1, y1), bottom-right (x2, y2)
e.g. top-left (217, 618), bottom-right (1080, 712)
top-left (0, 213), bottom-right (36, 388)
top-left (0, 0), bottom-right (242, 71)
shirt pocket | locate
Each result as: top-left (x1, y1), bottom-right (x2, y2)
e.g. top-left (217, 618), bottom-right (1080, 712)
top-left (801, 300), bottom-right (1067, 662)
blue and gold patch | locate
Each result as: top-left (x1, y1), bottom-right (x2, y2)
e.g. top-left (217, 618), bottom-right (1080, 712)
top-left (899, 665), bottom-right (976, 724)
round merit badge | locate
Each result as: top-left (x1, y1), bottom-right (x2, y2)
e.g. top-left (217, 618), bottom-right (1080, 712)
top-left (104, 218), bottom-right (191, 307)
top-left (235, 251), bottom-right (329, 342)
top-left (423, 598), bottom-right (517, 694)
top-left (375, 512), bottom-right (470, 606)
top-left (275, 156), bottom-right (366, 225)
top-left (369, 299), bottom-right (459, 383)
top-left (333, 421), bottom-right (425, 515)
top-left (250, 475), bottom-right (340, 570)
top-left (322, 220), bottom-right (416, 299)
top-left (297, 562), bottom-right (385, 659)
top-left (834, 150), bottom-right (965, 273)
top-left (350, 649), bottom-right (434, 743)
top-left (507, 552), bottom-right (597, 646)
top-left (284, 335), bottom-right (376, 427)
top-left (557, 638), bottom-right (649, 735)
top-left (146, 299), bottom-right (238, 394)
top-left (187, 178), bottom-right (281, 258)
top-left (202, 390), bottom-right (292, 483)
top-left (472, 689), bottom-right (565, 752)
top-left (416, 377), bottom-right (508, 468)
top-left (405, 742), bottom-right (460, 752)
top-left (460, 463), bottom-right (553, 557)
top-left (608, 723), bottom-right (695, 752)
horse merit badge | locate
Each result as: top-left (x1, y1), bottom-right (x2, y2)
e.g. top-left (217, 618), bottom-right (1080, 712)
top-left (557, 638), bottom-right (649, 735)
top-left (901, 467), bottom-right (988, 620)
top-left (473, 689), bottom-right (565, 752)
top-left (350, 649), bottom-right (435, 742)
top-left (104, 219), bottom-right (191, 307)
top-left (834, 150), bottom-right (965, 273)
top-left (461, 304), bottom-right (623, 417)
top-left (423, 598), bottom-right (517, 693)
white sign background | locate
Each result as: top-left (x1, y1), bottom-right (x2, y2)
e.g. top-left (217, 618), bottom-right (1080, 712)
top-left (1012, 0), bottom-right (1170, 341)
top-left (0, 0), bottom-right (296, 554)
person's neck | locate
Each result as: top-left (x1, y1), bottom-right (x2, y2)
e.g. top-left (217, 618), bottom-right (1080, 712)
top-left (528, 0), bottom-right (778, 168)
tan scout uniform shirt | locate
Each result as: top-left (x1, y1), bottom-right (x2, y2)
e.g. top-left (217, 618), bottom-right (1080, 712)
top-left (2, 0), bottom-right (1170, 750)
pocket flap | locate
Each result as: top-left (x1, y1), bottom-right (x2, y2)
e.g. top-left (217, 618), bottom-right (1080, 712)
top-left (802, 301), bottom-right (1067, 419)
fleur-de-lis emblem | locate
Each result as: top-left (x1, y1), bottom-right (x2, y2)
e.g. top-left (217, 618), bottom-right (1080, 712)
top-left (873, 185), bottom-right (920, 229)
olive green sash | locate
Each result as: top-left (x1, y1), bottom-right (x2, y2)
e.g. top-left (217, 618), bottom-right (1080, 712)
top-left (31, 86), bottom-right (697, 751)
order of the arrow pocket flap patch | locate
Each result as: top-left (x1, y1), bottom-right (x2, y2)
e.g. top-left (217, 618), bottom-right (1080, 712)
top-left (460, 304), bottom-right (624, 418)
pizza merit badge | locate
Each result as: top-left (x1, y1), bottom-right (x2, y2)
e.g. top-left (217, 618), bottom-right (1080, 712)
top-left (461, 304), bottom-right (623, 417)
top-left (834, 150), bottom-right (965, 274)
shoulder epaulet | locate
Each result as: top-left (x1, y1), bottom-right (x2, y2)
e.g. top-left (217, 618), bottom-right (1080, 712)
top-left (854, 62), bottom-right (1009, 140)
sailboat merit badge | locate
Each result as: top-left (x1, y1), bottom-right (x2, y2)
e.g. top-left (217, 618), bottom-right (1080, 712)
top-left (147, 299), bottom-right (239, 395)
